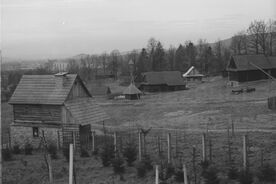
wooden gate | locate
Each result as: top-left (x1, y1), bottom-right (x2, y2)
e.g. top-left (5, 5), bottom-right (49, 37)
top-left (79, 124), bottom-right (92, 150)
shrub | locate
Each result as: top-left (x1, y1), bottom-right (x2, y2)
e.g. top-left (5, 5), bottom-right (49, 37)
top-left (257, 164), bottom-right (276, 182)
top-left (24, 143), bottom-right (33, 155)
top-left (200, 160), bottom-right (210, 177)
top-left (100, 143), bottom-right (115, 167)
top-left (202, 166), bottom-right (220, 184)
top-left (122, 141), bottom-right (137, 166)
top-left (92, 148), bottom-right (98, 156)
top-left (63, 147), bottom-right (70, 162)
top-left (238, 170), bottom-right (253, 184)
top-left (2, 148), bottom-right (12, 161)
top-left (13, 144), bottom-right (21, 154)
top-left (80, 148), bottom-right (90, 157)
top-left (142, 154), bottom-right (153, 170)
top-left (112, 155), bottom-right (125, 175)
top-left (174, 165), bottom-right (184, 182)
top-left (48, 143), bottom-right (58, 159)
top-left (227, 166), bottom-right (239, 180)
top-left (135, 161), bottom-right (147, 178)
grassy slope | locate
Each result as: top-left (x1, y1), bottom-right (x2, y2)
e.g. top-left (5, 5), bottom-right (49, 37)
top-left (2, 76), bottom-right (276, 184)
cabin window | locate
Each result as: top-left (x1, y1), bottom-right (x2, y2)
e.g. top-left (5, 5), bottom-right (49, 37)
top-left (33, 127), bottom-right (39, 137)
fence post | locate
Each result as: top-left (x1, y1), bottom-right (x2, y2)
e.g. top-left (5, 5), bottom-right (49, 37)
top-left (209, 138), bottom-right (212, 162)
top-left (243, 135), bottom-right (248, 170)
top-left (138, 131), bottom-right (142, 161)
top-left (114, 132), bottom-right (117, 153)
top-left (183, 163), bottom-right (188, 184)
top-left (231, 121), bottom-right (235, 137)
top-left (47, 154), bottom-right (53, 184)
top-left (167, 133), bottom-right (171, 164)
top-left (72, 132), bottom-right (76, 150)
top-left (157, 136), bottom-right (161, 156)
top-left (8, 130), bottom-right (11, 149)
top-left (92, 131), bottom-right (95, 152)
top-left (155, 165), bottom-right (159, 184)
top-left (57, 131), bottom-right (60, 150)
top-left (202, 133), bottom-right (206, 162)
top-left (69, 144), bottom-right (73, 184)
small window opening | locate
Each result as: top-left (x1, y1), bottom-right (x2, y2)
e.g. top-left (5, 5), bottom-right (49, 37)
top-left (33, 127), bottom-right (39, 137)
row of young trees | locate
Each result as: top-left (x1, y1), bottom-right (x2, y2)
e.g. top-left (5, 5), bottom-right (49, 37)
top-left (231, 19), bottom-right (276, 55)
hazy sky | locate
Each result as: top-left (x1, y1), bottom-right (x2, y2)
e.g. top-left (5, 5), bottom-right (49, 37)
top-left (1, 0), bottom-right (276, 60)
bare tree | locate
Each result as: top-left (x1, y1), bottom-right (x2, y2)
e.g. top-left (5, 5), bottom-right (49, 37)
top-left (247, 20), bottom-right (267, 54)
top-left (230, 31), bottom-right (248, 55)
top-left (267, 19), bottom-right (276, 56)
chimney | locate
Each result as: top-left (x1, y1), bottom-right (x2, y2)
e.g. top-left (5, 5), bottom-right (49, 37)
top-left (54, 72), bottom-right (68, 88)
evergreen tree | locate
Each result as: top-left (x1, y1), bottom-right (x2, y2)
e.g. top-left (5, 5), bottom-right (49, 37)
top-left (136, 48), bottom-right (149, 75)
top-left (152, 41), bottom-right (166, 71)
top-left (174, 44), bottom-right (187, 71)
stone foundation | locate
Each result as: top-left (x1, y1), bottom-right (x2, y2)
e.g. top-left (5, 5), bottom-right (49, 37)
top-left (10, 124), bottom-right (62, 149)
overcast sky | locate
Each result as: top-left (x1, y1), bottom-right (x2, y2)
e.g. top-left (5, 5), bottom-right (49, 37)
top-left (1, 0), bottom-right (276, 60)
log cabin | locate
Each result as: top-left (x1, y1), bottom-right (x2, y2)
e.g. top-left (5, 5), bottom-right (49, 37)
top-left (8, 72), bottom-right (109, 149)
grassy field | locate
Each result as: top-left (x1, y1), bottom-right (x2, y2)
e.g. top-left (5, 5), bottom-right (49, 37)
top-left (2, 76), bottom-right (276, 184)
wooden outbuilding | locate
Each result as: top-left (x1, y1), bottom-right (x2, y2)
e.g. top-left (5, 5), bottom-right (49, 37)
top-left (182, 66), bottom-right (204, 81)
top-left (123, 83), bottom-right (142, 100)
top-left (9, 72), bottom-right (109, 149)
top-left (139, 71), bottom-right (186, 92)
top-left (226, 55), bottom-right (276, 84)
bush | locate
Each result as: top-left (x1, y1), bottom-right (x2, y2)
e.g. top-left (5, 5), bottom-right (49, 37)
top-left (238, 170), bottom-right (253, 184)
top-left (257, 164), bottom-right (276, 182)
top-left (227, 166), bottom-right (239, 180)
top-left (24, 143), bottom-right (33, 155)
top-left (13, 144), bottom-right (21, 154)
top-left (80, 148), bottom-right (90, 157)
top-left (142, 154), bottom-right (153, 170)
top-left (174, 165), bottom-right (184, 182)
top-left (135, 161), bottom-right (147, 178)
top-left (48, 143), bottom-right (58, 159)
top-left (92, 148), bottom-right (98, 156)
top-left (100, 143), bottom-right (115, 167)
top-left (63, 147), bottom-right (70, 162)
top-left (2, 148), bottom-right (12, 161)
top-left (200, 160), bottom-right (210, 177)
top-left (112, 155), bottom-right (125, 175)
top-left (202, 166), bottom-right (220, 184)
top-left (122, 141), bottom-right (137, 166)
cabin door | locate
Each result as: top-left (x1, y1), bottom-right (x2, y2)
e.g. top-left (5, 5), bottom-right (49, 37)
top-left (79, 124), bottom-right (92, 150)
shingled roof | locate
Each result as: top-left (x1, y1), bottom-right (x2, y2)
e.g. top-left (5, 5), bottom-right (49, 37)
top-left (227, 55), bottom-right (276, 71)
top-left (141, 71), bottom-right (186, 86)
top-left (123, 83), bottom-right (142, 95)
top-left (9, 74), bottom-right (91, 105)
top-left (64, 98), bottom-right (109, 125)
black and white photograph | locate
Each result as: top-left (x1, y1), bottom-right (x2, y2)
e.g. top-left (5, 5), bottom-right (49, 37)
top-left (1, 0), bottom-right (276, 183)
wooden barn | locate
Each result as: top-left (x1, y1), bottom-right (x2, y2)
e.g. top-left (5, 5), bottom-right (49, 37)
top-left (226, 55), bottom-right (276, 83)
top-left (123, 83), bottom-right (142, 100)
top-left (182, 66), bottom-right (204, 81)
top-left (8, 72), bottom-right (109, 149)
top-left (139, 71), bottom-right (186, 92)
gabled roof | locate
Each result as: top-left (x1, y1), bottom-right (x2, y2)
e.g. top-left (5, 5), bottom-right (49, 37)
top-left (9, 74), bottom-right (91, 105)
top-left (64, 98), bottom-right (110, 125)
top-left (227, 55), bottom-right (276, 71)
top-left (183, 66), bottom-right (204, 77)
top-left (123, 83), bottom-right (142, 95)
top-left (141, 71), bottom-right (186, 86)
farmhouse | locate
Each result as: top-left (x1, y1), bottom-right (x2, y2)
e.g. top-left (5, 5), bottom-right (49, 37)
top-left (226, 55), bottom-right (276, 83)
top-left (123, 83), bottom-right (142, 100)
top-left (9, 72), bottom-right (109, 149)
top-left (183, 66), bottom-right (204, 81)
top-left (139, 71), bottom-right (186, 92)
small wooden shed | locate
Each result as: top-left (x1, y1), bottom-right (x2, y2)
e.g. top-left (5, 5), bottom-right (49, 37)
top-left (182, 66), bottom-right (204, 81)
top-left (9, 72), bottom-right (109, 149)
top-left (123, 83), bottom-right (142, 100)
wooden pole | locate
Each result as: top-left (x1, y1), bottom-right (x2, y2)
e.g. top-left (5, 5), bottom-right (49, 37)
top-left (57, 131), bottom-right (60, 150)
top-left (72, 132), bottom-right (76, 149)
top-left (243, 135), bottom-right (248, 170)
top-left (47, 154), bottom-right (53, 184)
top-left (209, 138), bottom-right (212, 162)
top-left (167, 133), bottom-right (171, 163)
top-left (183, 163), bottom-right (188, 184)
top-left (192, 145), bottom-right (197, 184)
top-left (155, 165), bottom-right (159, 184)
top-left (231, 121), bottom-right (235, 137)
top-left (92, 131), bottom-right (95, 152)
top-left (157, 136), bottom-right (161, 156)
top-left (114, 132), bottom-right (117, 154)
top-left (69, 144), bottom-right (73, 184)
top-left (202, 133), bottom-right (206, 162)
top-left (138, 131), bottom-right (142, 161)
